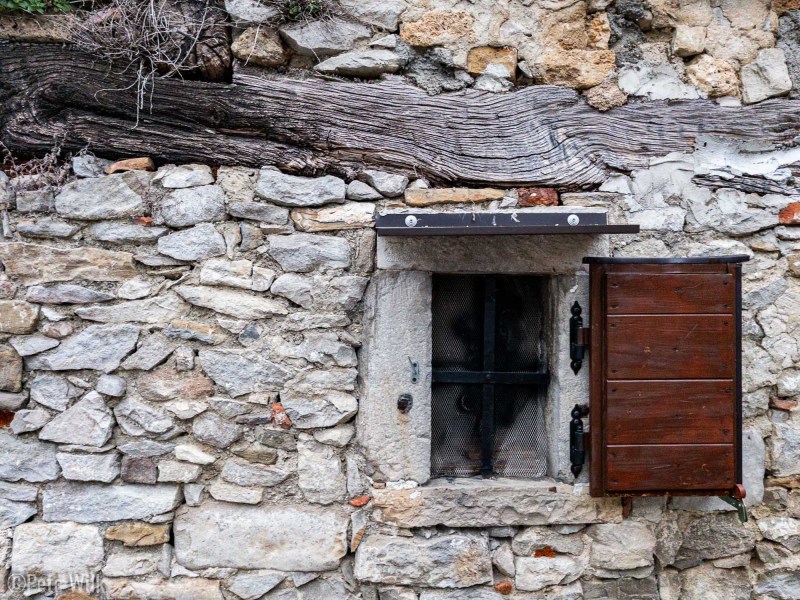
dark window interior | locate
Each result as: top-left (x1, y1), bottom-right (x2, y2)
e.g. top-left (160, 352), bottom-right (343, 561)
top-left (431, 274), bottom-right (550, 479)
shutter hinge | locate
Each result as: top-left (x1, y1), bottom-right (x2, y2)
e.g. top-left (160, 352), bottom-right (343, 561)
top-left (569, 403), bottom-right (590, 477)
top-left (570, 301), bottom-right (590, 374)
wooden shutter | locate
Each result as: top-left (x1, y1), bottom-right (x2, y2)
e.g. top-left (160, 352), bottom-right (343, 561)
top-left (585, 256), bottom-right (748, 498)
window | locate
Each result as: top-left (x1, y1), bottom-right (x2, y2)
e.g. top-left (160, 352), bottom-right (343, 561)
top-left (430, 274), bottom-right (550, 479)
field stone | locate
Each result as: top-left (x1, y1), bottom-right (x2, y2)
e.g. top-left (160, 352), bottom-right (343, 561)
top-left (158, 460), bottom-right (202, 483)
top-left (742, 48), bottom-right (793, 104)
top-left (363, 170), bottom-right (409, 197)
top-left (0, 345), bottom-right (22, 392)
top-left (159, 185), bottom-right (226, 227)
top-left (193, 412), bottom-right (244, 448)
top-left (231, 441), bottom-right (278, 465)
top-left (676, 513), bottom-right (757, 564)
top-left (354, 533), bottom-right (492, 587)
top-left (588, 521), bottom-right (655, 570)
top-left (0, 481), bottom-right (37, 502)
top-left (42, 481), bottom-right (181, 522)
top-left (0, 498), bottom-right (37, 527)
top-left (338, 0), bottom-right (405, 30)
top-left (228, 570), bottom-right (285, 599)
top-left (314, 49), bottom-right (406, 78)
top-left (0, 391), bottom-right (27, 411)
top-left (291, 202), bottom-right (375, 232)
top-left (10, 409), bottom-right (51, 434)
top-left (115, 397), bottom-right (176, 437)
top-left (158, 223), bottom-right (227, 261)
top-left (72, 154), bottom-right (112, 177)
top-left (11, 522), bottom-right (104, 583)
top-left (175, 285), bottom-right (287, 320)
top-left (208, 480), bottom-right (263, 504)
top-left (55, 176), bottom-right (145, 220)
top-left (120, 336), bottom-right (176, 371)
top-left (137, 367), bottom-right (214, 402)
top-left (757, 517), bottom-right (800, 551)
top-left (225, 0), bottom-right (279, 23)
top-left (0, 300), bottom-right (38, 334)
top-left (16, 219), bottom-right (81, 239)
top-left (281, 391), bottom-right (358, 429)
top-left (268, 233), bottom-right (351, 272)
top-left (256, 168), bottom-right (346, 207)
top-left (232, 27), bottom-right (287, 67)
top-left (121, 456), bottom-right (158, 484)
top-left (96, 374), bottom-right (127, 397)
top-left (755, 572), bottom-right (800, 599)
top-left (227, 201), bottom-right (290, 223)
top-left (175, 443), bottom-right (216, 465)
top-left (14, 190), bottom-right (54, 213)
top-left (298, 437), bottom-right (346, 505)
top-left (9, 334), bottom-right (59, 356)
top-left (174, 501), bottom-right (349, 570)
top-left (103, 545), bottom-right (164, 577)
top-left (39, 392), bottom-right (114, 447)
top-left (26, 284), bottom-right (115, 304)
top-left (118, 440), bottom-right (176, 457)
top-left (103, 578), bottom-right (224, 600)
top-left (57, 452), bottom-right (120, 482)
top-left (0, 242), bottom-right (137, 285)
top-left (312, 424), bottom-right (355, 447)
top-left (279, 19), bottom-right (371, 58)
top-left (512, 526), bottom-right (585, 556)
top-left (679, 563), bottom-right (750, 600)
top-left (347, 180), bottom-right (383, 201)
top-left (271, 274), bottom-right (313, 308)
top-left (221, 459), bottom-right (290, 487)
top-left (0, 430), bottom-right (59, 482)
top-left (88, 222), bottom-right (170, 244)
top-left (153, 164), bottom-right (214, 188)
top-left (30, 373), bottom-right (78, 411)
top-left (199, 349), bottom-right (291, 397)
top-left (515, 555), bottom-right (585, 592)
top-left (25, 323), bottom-right (140, 373)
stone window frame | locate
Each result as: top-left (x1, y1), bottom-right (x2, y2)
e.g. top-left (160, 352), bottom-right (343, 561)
top-left (357, 207), bottom-right (611, 487)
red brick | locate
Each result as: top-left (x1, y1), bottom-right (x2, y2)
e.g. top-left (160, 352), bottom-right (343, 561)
top-left (271, 402), bottom-right (292, 429)
top-left (779, 202), bottom-right (800, 225)
top-left (771, 398), bottom-right (798, 411)
top-left (349, 495), bottom-right (370, 507)
top-left (494, 580), bottom-right (513, 595)
top-left (517, 188), bottom-right (559, 207)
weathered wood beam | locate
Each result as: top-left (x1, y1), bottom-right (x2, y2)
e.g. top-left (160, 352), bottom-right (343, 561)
top-left (2, 41), bottom-right (800, 189)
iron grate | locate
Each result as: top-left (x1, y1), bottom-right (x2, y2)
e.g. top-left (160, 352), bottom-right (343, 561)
top-left (431, 274), bottom-right (549, 479)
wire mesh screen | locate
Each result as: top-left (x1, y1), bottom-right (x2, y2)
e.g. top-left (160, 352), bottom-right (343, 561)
top-left (431, 275), bottom-right (549, 479)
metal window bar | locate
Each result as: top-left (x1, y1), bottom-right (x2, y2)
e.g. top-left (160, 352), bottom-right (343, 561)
top-left (431, 274), bottom-right (550, 479)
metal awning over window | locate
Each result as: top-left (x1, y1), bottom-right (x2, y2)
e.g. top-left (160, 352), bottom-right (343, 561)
top-left (376, 211), bottom-right (640, 236)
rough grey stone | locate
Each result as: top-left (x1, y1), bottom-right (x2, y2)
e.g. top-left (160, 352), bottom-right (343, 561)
top-left (158, 460), bottom-right (202, 483)
top-left (756, 572), bottom-right (800, 600)
top-left (268, 233), bottom-right (351, 272)
top-left (57, 451), bottom-right (120, 482)
top-left (39, 392), bottom-right (114, 447)
top-left (88, 222), bottom-right (169, 244)
top-left (515, 555), bottom-right (585, 592)
top-left (326, 275), bottom-right (369, 309)
top-left (778, 11), bottom-right (800, 99)
top-left (120, 335), bottom-right (176, 370)
top-left (313, 424), bottom-right (355, 447)
top-left (256, 168), bottom-right (346, 207)
top-left (11, 522), bottom-right (104, 585)
top-left (676, 514), bottom-right (756, 564)
top-left (209, 480), bottom-right (263, 504)
top-left (72, 154), bottom-right (112, 177)
top-left (121, 456), bottom-right (158, 484)
top-left (772, 412), bottom-right (800, 477)
top-left (298, 437), bottom-right (346, 505)
top-left (315, 49), bottom-right (406, 78)
top-left (0, 430), bottom-right (59, 482)
top-left (757, 517), bottom-right (800, 551)
top-left (26, 283), bottom-right (115, 304)
top-left (363, 170), bottom-right (409, 197)
top-left (96, 374), bottom-right (127, 397)
top-left (338, 0), bottom-right (405, 30)
top-left (0, 498), bottom-right (36, 527)
top-left (103, 545), bottom-right (164, 577)
top-left (10, 409), bottom-right (51, 434)
top-left (55, 176), bottom-right (145, 220)
top-left (346, 180), bottom-right (383, 201)
top-left (354, 533), bottom-right (492, 587)
top-left (104, 578), bottom-right (224, 600)
top-left (159, 185), bottom-right (226, 227)
top-left (192, 412), bottom-right (244, 448)
top-left (176, 285), bottom-right (287, 319)
top-left (30, 374), bottom-right (78, 411)
top-left (154, 164), bottom-right (214, 188)
top-left (77, 293), bottom-right (189, 324)
top-left (115, 397), bottom-right (176, 437)
top-left (284, 312), bottom-right (350, 331)
top-left (742, 48), bottom-right (793, 104)
top-left (282, 391), bottom-right (358, 429)
top-left (372, 480), bottom-right (620, 527)
top-left (227, 201), bottom-right (290, 223)
top-left (25, 323), bottom-right (140, 373)
top-left (228, 570), bottom-right (285, 599)
top-left (174, 501), bottom-right (349, 570)
top-left (199, 349), bottom-right (291, 397)
top-left (0, 481), bottom-right (38, 502)
top-left (271, 274), bottom-right (313, 308)
top-left (221, 459), bottom-right (290, 487)
top-left (588, 521), bottom-right (655, 571)
top-left (279, 19), bottom-right (371, 58)
top-left (158, 223), bottom-right (227, 261)
top-left (0, 391), bottom-right (27, 411)
top-left (15, 189), bottom-right (54, 213)
top-left (16, 218), bottom-right (81, 238)
top-left (117, 277), bottom-right (160, 300)
top-left (42, 481), bottom-right (181, 522)
top-left (512, 526), bottom-right (585, 556)
top-left (679, 563), bottom-right (750, 600)
top-left (199, 258), bottom-right (253, 289)
top-left (175, 443), bottom-right (216, 465)
top-left (225, 0), bottom-right (279, 23)
top-left (255, 427), bottom-right (297, 451)
top-left (118, 439), bottom-right (176, 457)
top-left (9, 334), bottom-right (59, 356)
top-left (0, 344), bottom-right (22, 392)
top-left (274, 333), bottom-right (355, 367)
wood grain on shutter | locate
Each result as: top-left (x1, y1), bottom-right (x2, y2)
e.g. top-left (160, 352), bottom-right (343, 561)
top-left (588, 258), bottom-right (744, 498)
top-left (606, 315), bottom-right (734, 379)
top-left (606, 273), bottom-right (734, 314)
top-left (606, 380), bottom-right (735, 445)
top-left (606, 444), bottom-right (735, 492)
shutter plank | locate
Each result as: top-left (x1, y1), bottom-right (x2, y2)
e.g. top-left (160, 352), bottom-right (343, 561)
top-left (606, 444), bottom-right (735, 492)
top-left (606, 273), bottom-right (734, 314)
top-left (606, 315), bottom-right (734, 379)
top-left (606, 380), bottom-right (734, 444)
